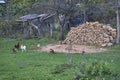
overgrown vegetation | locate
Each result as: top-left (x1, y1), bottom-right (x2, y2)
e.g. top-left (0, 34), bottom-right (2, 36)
top-left (76, 61), bottom-right (118, 80)
top-left (0, 0), bottom-right (118, 38)
top-left (0, 0), bottom-right (120, 80)
top-left (0, 38), bottom-right (120, 80)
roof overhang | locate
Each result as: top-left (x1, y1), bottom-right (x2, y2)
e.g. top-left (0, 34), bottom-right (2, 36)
top-left (16, 13), bottom-right (55, 22)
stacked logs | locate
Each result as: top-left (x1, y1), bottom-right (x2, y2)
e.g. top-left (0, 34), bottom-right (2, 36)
top-left (63, 22), bottom-right (116, 47)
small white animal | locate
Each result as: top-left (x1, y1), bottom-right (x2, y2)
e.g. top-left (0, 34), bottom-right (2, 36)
top-left (20, 45), bottom-right (26, 52)
top-left (37, 44), bottom-right (41, 48)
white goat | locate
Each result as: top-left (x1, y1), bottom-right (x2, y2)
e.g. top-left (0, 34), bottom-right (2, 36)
top-left (20, 45), bottom-right (26, 52)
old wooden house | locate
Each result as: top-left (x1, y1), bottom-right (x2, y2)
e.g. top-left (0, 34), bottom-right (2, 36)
top-left (17, 13), bottom-right (55, 38)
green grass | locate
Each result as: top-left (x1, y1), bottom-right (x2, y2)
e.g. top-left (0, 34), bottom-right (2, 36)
top-left (0, 38), bottom-right (120, 80)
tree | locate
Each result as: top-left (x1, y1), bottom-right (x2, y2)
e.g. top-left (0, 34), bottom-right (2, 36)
top-left (0, 0), bottom-right (119, 38)
top-left (116, 0), bottom-right (120, 43)
top-left (34, 0), bottom-right (81, 40)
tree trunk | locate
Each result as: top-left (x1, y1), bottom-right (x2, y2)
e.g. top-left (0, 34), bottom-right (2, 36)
top-left (116, 7), bottom-right (120, 43)
top-left (83, 9), bottom-right (86, 23)
top-left (49, 24), bottom-right (53, 39)
top-left (60, 21), bottom-right (65, 40)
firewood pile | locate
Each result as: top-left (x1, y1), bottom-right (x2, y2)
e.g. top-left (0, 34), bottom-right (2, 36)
top-left (63, 22), bottom-right (116, 47)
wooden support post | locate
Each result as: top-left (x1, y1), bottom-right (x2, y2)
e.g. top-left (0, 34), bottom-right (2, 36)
top-left (116, 1), bottom-right (120, 43)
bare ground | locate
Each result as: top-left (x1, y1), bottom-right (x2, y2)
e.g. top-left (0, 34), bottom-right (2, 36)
top-left (41, 44), bottom-right (107, 54)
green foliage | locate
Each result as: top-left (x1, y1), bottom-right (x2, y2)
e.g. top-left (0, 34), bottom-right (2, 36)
top-left (0, 38), bottom-right (120, 80)
top-left (0, 0), bottom-right (118, 38)
top-left (73, 61), bottom-right (119, 80)
top-left (0, 20), bottom-right (19, 37)
top-left (87, 62), bottom-right (111, 76)
top-left (51, 64), bottom-right (73, 74)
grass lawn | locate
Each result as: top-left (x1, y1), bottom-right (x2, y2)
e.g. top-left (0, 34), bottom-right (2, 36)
top-left (0, 38), bottom-right (120, 80)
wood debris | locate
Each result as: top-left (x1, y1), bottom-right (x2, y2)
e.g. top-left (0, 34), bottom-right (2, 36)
top-left (63, 22), bottom-right (116, 47)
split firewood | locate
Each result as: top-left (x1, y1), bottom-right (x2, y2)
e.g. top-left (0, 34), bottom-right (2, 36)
top-left (63, 22), bottom-right (116, 47)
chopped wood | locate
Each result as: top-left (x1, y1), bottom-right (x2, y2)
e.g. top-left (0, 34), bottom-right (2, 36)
top-left (63, 22), bottom-right (116, 47)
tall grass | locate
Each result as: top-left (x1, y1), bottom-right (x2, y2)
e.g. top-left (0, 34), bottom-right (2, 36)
top-left (0, 38), bottom-right (120, 80)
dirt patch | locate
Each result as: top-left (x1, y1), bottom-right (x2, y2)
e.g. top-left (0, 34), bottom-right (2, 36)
top-left (41, 44), bottom-right (107, 54)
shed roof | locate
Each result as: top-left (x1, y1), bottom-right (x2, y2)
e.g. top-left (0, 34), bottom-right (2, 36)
top-left (16, 13), bottom-right (55, 22)
top-left (16, 14), bottom-right (38, 22)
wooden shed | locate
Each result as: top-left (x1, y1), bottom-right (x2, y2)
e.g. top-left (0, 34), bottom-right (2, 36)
top-left (17, 13), bottom-right (55, 38)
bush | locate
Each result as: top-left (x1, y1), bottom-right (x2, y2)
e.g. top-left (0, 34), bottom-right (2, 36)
top-left (87, 62), bottom-right (111, 77)
top-left (51, 64), bottom-right (73, 74)
top-left (73, 61), bottom-right (115, 80)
